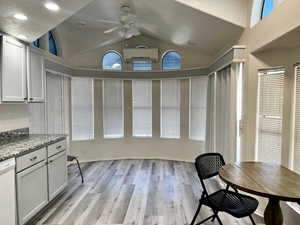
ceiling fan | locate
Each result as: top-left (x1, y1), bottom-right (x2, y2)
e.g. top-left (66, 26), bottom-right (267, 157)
top-left (103, 4), bottom-right (141, 39)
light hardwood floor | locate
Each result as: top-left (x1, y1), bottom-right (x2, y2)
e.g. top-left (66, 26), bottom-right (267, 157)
top-left (32, 159), bottom-right (258, 225)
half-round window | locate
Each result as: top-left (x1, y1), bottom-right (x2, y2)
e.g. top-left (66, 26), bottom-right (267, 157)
top-left (261, 0), bottom-right (273, 19)
top-left (102, 51), bottom-right (123, 70)
top-left (162, 51), bottom-right (181, 70)
top-left (49, 31), bottom-right (58, 56)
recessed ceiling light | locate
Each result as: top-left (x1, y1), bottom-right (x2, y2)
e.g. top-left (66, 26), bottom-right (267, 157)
top-left (44, 2), bottom-right (60, 11)
top-left (17, 35), bottom-right (27, 40)
top-left (14, 13), bottom-right (28, 21)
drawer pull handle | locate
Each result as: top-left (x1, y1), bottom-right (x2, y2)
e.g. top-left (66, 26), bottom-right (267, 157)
top-left (49, 160), bottom-right (53, 163)
top-left (56, 146), bottom-right (62, 149)
top-left (30, 156), bottom-right (37, 161)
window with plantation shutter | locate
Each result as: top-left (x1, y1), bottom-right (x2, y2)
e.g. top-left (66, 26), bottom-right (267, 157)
top-left (46, 72), bottom-right (63, 135)
top-left (132, 80), bottom-right (152, 137)
top-left (103, 80), bottom-right (124, 138)
top-left (189, 77), bottom-right (208, 141)
top-left (71, 77), bottom-right (94, 141)
top-left (160, 79), bottom-right (180, 138)
top-left (256, 68), bottom-right (285, 164)
top-left (293, 65), bottom-right (300, 174)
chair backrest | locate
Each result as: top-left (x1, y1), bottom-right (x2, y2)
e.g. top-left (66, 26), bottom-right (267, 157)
top-left (195, 153), bottom-right (225, 181)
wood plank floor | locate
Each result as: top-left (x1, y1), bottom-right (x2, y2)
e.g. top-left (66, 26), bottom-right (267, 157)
top-left (32, 159), bottom-right (257, 225)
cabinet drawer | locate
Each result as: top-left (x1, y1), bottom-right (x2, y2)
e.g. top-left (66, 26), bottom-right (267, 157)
top-left (47, 140), bottom-right (66, 158)
top-left (16, 148), bottom-right (46, 172)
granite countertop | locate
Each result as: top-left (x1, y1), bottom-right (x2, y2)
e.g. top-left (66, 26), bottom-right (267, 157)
top-left (0, 134), bottom-right (67, 162)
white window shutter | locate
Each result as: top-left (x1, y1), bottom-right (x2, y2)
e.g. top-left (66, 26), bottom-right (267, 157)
top-left (103, 80), bottom-right (124, 138)
top-left (257, 69), bottom-right (285, 164)
top-left (132, 80), bottom-right (152, 137)
top-left (189, 77), bottom-right (208, 141)
top-left (160, 79), bottom-right (180, 138)
top-left (293, 66), bottom-right (300, 174)
top-left (46, 72), bottom-right (63, 135)
top-left (71, 77), bottom-right (94, 141)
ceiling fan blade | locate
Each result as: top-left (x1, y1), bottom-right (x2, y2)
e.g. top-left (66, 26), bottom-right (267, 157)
top-left (104, 26), bottom-right (120, 34)
top-left (94, 19), bottom-right (120, 25)
top-left (78, 36), bottom-right (124, 55)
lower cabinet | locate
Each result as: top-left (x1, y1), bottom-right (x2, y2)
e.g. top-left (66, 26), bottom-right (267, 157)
top-left (48, 151), bottom-right (67, 201)
top-left (16, 161), bottom-right (48, 225)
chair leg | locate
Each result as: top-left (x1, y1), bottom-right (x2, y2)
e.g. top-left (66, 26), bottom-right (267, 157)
top-left (214, 213), bottom-right (223, 225)
top-left (249, 215), bottom-right (256, 225)
top-left (190, 200), bottom-right (202, 225)
top-left (75, 158), bottom-right (84, 183)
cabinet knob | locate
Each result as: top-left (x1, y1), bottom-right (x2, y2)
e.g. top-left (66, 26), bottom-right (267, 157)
top-left (30, 97), bottom-right (34, 101)
top-left (24, 97), bottom-right (28, 100)
top-left (30, 156), bottom-right (37, 161)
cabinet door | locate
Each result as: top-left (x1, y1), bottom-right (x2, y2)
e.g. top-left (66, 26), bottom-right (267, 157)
top-left (27, 47), bottom-right (45, 102)
top-left (48, 151), bottom-right (67, 201)
top-left (1, 36), bottom-right (26, 102)
top-left (17, 161), bottom-right (48, 225)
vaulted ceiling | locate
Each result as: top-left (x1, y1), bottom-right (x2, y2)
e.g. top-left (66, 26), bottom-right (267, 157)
top-left (0, 0), bottom-right (249, 61)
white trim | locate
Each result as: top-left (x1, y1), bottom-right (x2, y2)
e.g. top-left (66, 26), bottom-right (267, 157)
top-left (45, 68), bottom-right (72, 78)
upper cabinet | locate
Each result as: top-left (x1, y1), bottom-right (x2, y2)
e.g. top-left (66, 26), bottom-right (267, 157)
top-left (0, 35), bottom-right (27, 102)
top-left (27, 47), bottom-right (45, 102)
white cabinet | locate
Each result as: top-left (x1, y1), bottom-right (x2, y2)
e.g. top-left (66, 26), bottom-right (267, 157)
top-left (27, 47), bottom-right (45, 102)
top-left (16, 161), bottom-right (48, 225)
top-left (48, 151), bottom-right (67, 201)
top-left (1, 35), bottom-right (27, 102)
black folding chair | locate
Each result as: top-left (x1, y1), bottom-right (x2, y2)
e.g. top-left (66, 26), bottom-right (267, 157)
top-left (190, 153), bottom-right (258, 225)
top-left (67, 155), bottom-right (84, 183)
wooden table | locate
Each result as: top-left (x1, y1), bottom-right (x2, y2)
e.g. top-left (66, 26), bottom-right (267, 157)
top-left (219, 162), bottom-right (300, 225)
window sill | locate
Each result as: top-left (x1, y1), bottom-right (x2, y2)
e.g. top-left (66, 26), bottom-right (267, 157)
top-left (132, 135), bottom-right (153, 139)
top-left (160, 136), bottom-right (180, 140)
top-left (103, 135), bottom-right (124, 139)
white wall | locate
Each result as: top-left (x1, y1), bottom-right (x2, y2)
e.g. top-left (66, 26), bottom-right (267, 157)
top-left (0, 104), bottom-right (29, 132)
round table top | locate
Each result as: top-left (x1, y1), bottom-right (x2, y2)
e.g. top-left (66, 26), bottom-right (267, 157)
top-left (219, 162), bottom-right (300, 202)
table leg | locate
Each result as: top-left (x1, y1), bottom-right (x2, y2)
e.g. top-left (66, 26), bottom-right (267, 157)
top-left (264, 198), bottom-right (283, 225)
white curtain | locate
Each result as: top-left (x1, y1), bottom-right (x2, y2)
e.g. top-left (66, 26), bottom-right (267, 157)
top-left (71, 77), bottom-right (94, 141)
top-left (160, 79), bottom-right (181, 138)
top-left (189, 77), bottom-right (208, 141)
top-left (132, 80), bottom-right (152, 137)
top-left (103, 80), bottom-right (124, 138)
top-left (46, 72), bottom-right (63, 134)
top-left (205, 73), bottom-right (216, 153)
top-left (205, 63), bottom-right (242, 163)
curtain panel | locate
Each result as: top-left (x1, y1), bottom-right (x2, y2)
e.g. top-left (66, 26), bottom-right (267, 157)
top-left (205, 63), bottom-right (243, 163)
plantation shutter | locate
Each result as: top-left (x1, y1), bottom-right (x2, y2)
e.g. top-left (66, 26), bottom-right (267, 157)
top-left (71, 77), bottom-right (94, 141)
top-left (132, 80), bottom-right (152, 137)
top-left (103, 80), bottom-right (124, 138)
top-left (293, 65), bottom-right (300, 173)
top-left (257, 68), bottom-right (285, 164)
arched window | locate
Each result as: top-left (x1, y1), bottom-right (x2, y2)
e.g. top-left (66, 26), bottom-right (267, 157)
top-left (102, 51), bottom-right (122, 70)
top-left (261, 0), bottom-right (273, 19)
top-left (32, 39), bottom-right (40, 48)
top-left (162, 51), bottom-right (181, 70)
top-left (49, 31), bottom-right (58, 56)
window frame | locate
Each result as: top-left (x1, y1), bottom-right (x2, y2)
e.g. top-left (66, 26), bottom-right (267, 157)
top-left (161, 50), bottom-right (182, 71)
top-left (260, 0), bottom-right (274, 20)
top-left (132, 80), bottom-right (153, 138)
top-left (160, 79), bottom-right (181, 139)
top-left (132, 59), bottom-right (153, 71)
top-left (102, 50), bottom-right (123, 71)
top-left (48, 31), bottom-right (58, 56)
top-left (102, 79), bottom-right (124, 139)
